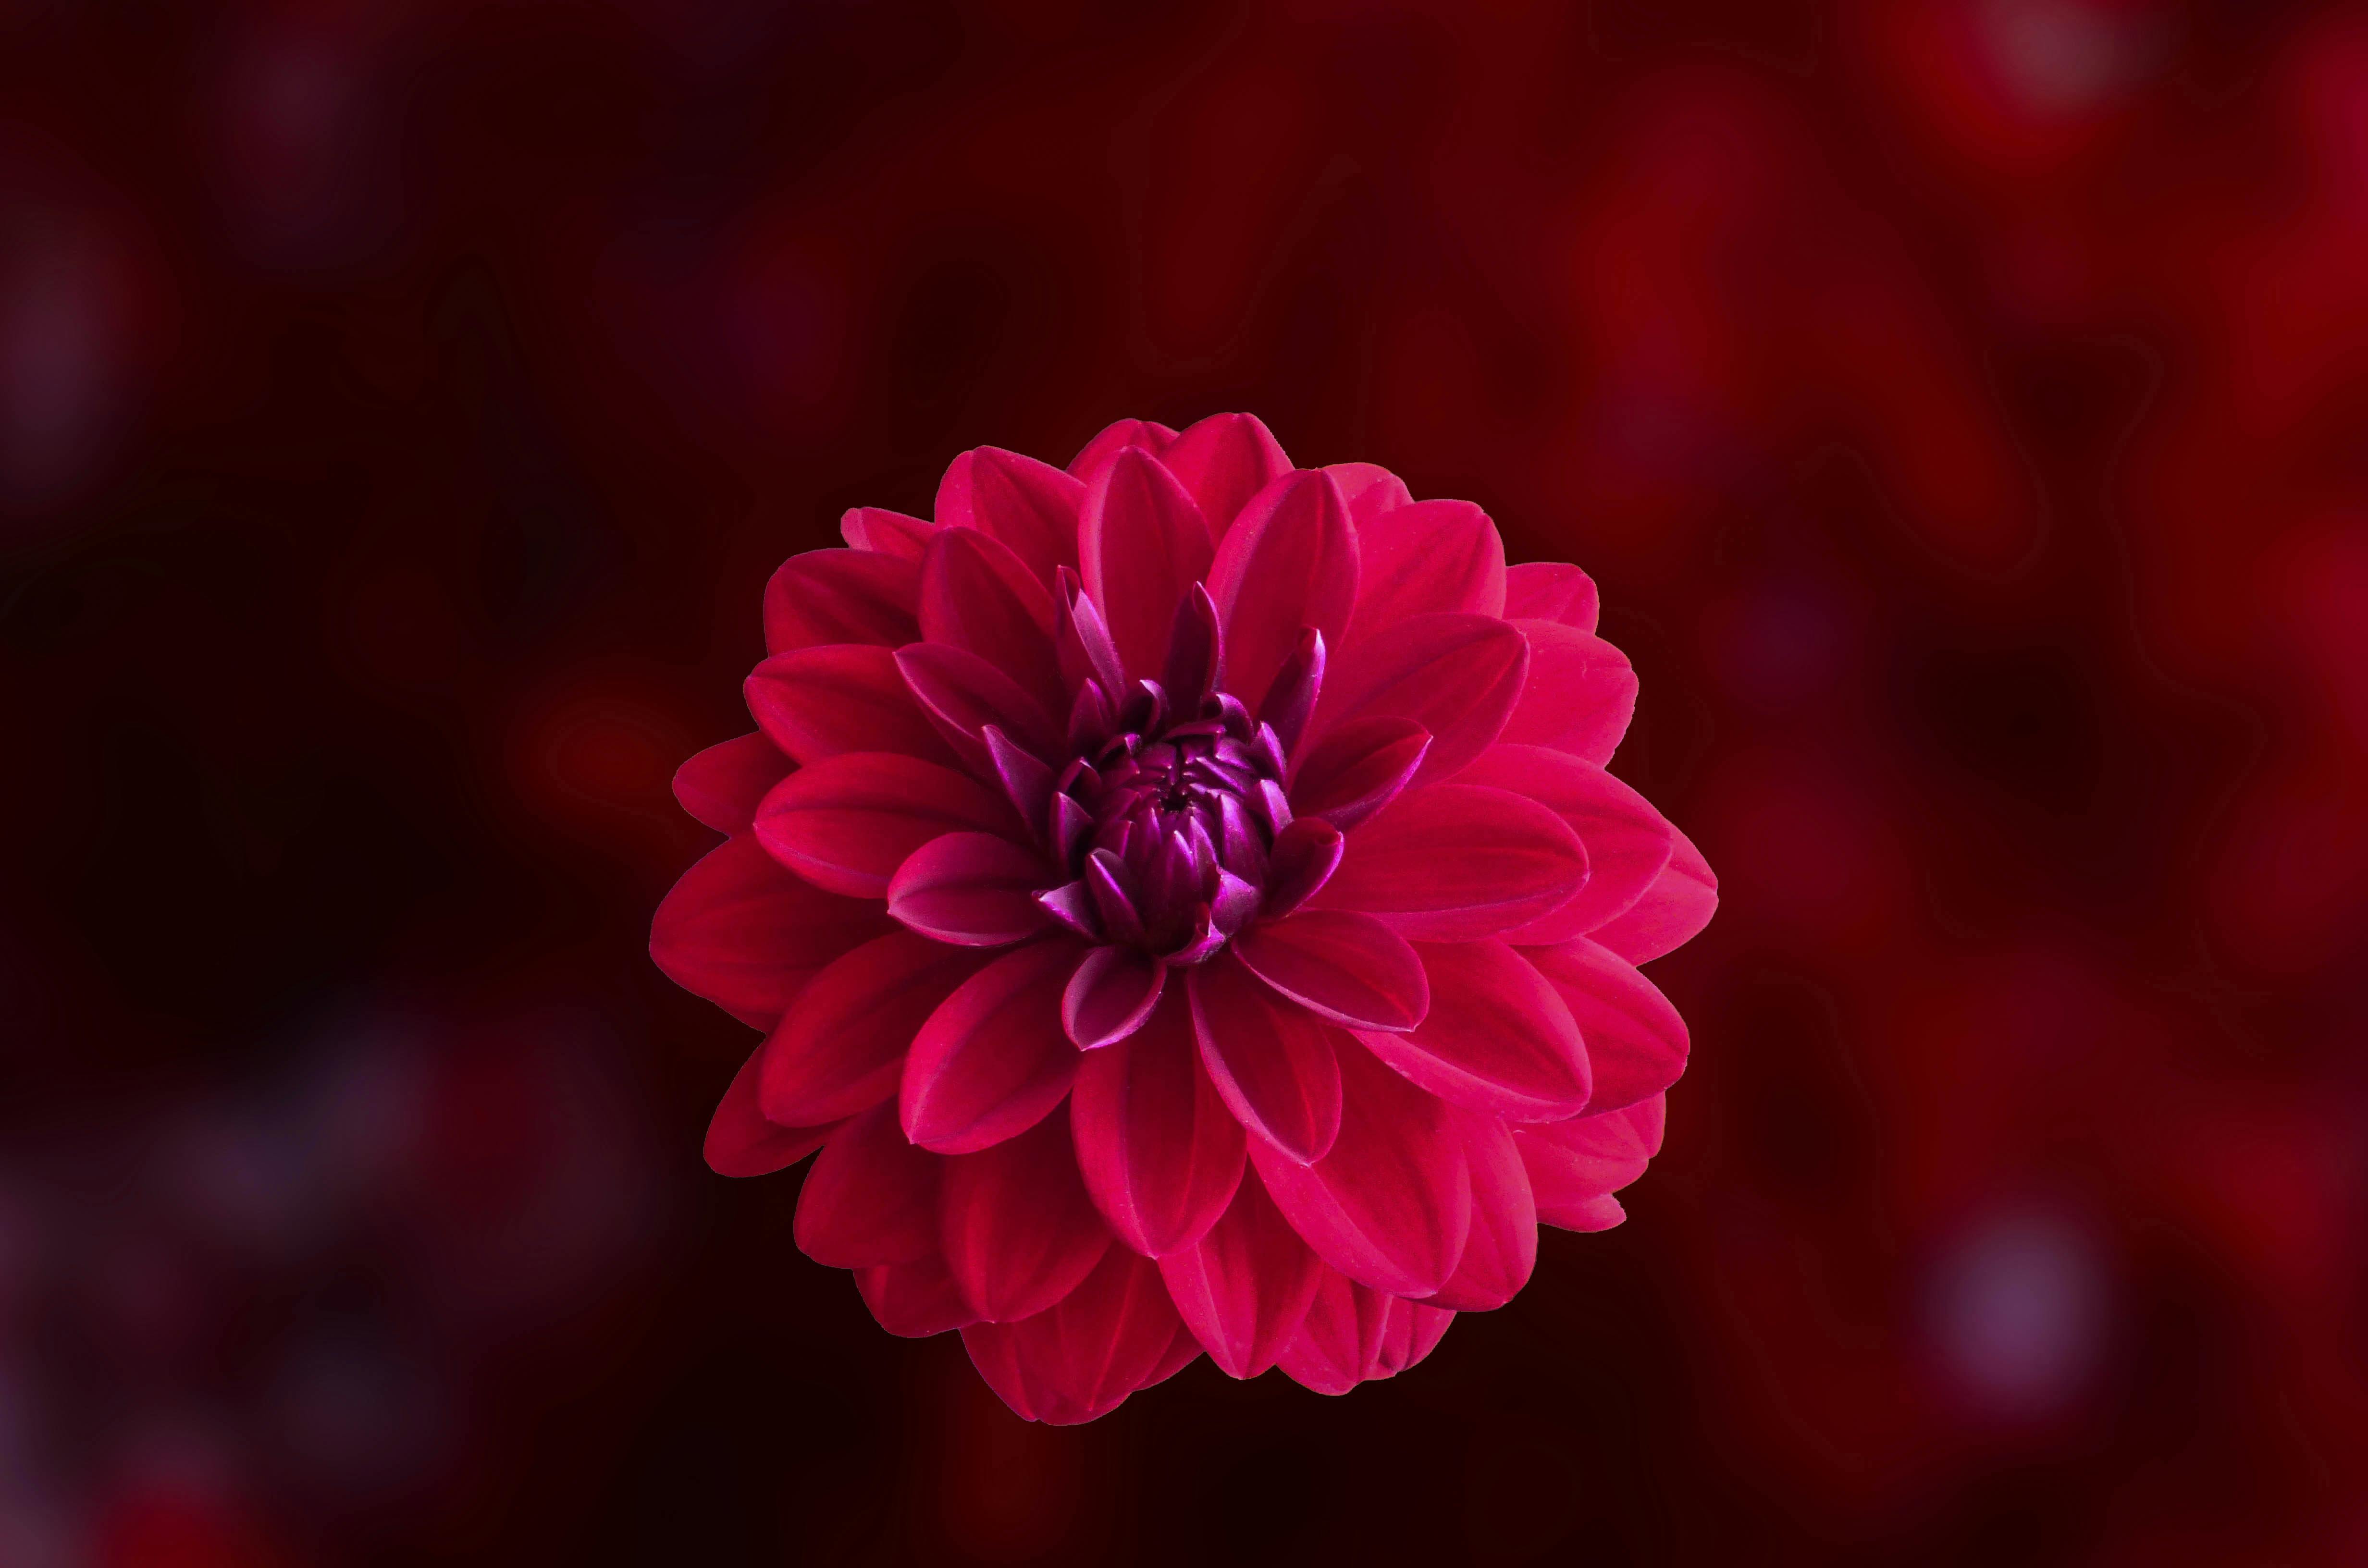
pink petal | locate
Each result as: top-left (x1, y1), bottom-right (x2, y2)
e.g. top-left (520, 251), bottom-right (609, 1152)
top-left (1286, 715), bottom-right (1431, 833)
top-left (940, 1102), bottom-right (1112, 1322)
top-left (1498, 619), bottom-right (1638, 766)
top-left (1503, 560), bottom-right (1600, 631)
top-left (1145, 1321), bottom-right (1206, 1388)
top-left (1205, 468), bottom-right (1359, 711)
top-left (763, 548), bottom-right (921, 654)
top-left (1352, 939), bottom-right (1590, 1120)
top-left (703, 1045), bottom-right (838, 1177)
top-left (1071, 987), bottom-right (1247, 1256)
top-left (745, 644), bottom-right (960, 768)
top-left (1306, 782), bottom-right (1588, 941)
top-left (1186, 951), bottom-right (1345, 1164)
top-left (1587, 823), bottom-right (1717, 964)
top-left (1452, 746), bottom-right (1674, 941)
top-left (1514, 1095), bottom-right (1665, 1230)
top-left (1324, 461), bottom-right (1412, 527)
top-left (1260, 817), bottom-right (1343, 919)
top-left (840, 505), bottom-right (939, 561)
top-left (1062, 946), bottom-right (1168, 1050)
top-left (1078, 446), bottom-right (1214, 682)
top-left (935, 447), bottom-right (1085, 588)
top-left (1345, 499), bottom-right (1506, 642)
top-left (1067, 417), bottom-right (1178, 483)
top-left (892, 641), bottom-right (1065, 773)
top-left (672, 732), bottom-right (789, 836)
top-left (1312, 613), bottom-right (1528, 786)
top-left (753, 752), bottom-right (1019, 899)
top-left (1230, 910), bottom-right (1429, 1032)
top-left (1418, 1111), bottom-right (1536, 1312)
top-left (1156, 1168), bottom-right (1322, 1378)
top-left (1276, 1267), bottom-right (1455, 1395)
top-left (900, 940), bottom-right (1085, 1154)
top-left (760, 932), bottom-right (994, 1127)
top-left (960, 1248), bottom-right (1184, 1424)
top-left (1547, 1193), bottom-right (1627, 1231)
top-left (1249, 1042), bottom-right (1471, 1297)
top-left (887, 831), bottom-right (1052, 947)
top-left (854, 1253), bottom-right (976, 1337)
top-left (794, 1101), bottom-right (939, 1268)
top-left (1519, 937), bottom-right (1689, 1113)
top-left (651, 836), bottom-right (893, 1029)
top-left (1159, 412), bottom-right (1291, 541)
top-left (919, 526), bottom-right (1063, 713)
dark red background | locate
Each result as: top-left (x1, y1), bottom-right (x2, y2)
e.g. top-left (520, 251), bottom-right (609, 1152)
top-left (5, 0), bottom-right (2366, 1562)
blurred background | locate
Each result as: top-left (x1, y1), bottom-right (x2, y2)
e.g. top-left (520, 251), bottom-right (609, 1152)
top-left (3, 0), bottom-right (2366, 1562)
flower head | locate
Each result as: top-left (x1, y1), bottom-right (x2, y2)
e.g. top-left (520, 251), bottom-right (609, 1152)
top-left (654, 414), bottom-right (1716, 1422)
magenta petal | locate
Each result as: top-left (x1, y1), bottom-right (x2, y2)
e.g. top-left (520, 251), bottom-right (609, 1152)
top-left (672, 732), bottom-right (790, 835)
top-left (840, 505), bottom-right (940, 561)
top-left (1072, 988), bottom-right (1246, 1255)
top-left (1068, 417), bottom-right (1179, 483)
top-left (1206, 468), bottom-right (1359, 711)
top-left (1079, 446), bottom-right (1214, 683)
top-left (1260, 817), bottom-right (1343, 919)
top-left (794, 1101), bottom-right (940, 1268)
top-left (1418, 1111), bottom-right (1536, 1312)
top-left (651, 836), bottom-right (894, 1029)
top-left (1312, 613), bottom-right (1528, 786)
top-left (1278, 1269), bottom-right (1454, 1395)
top-left (960, 1247), bottom-right (1184, 1424)
top-left (1519, 938), bottom-right (1689, 1113)
top-left (1353, 939), bottom-right (1590, 1120)
top-left (854, 1253), bottom-right (976, 1337)
top-left (1156, 1168), bottom-right (1322, 1378)
top-left (1323, 461), bottom-right (1412, 527)
top-left (1498, 619), bottom-right (1639, 766)
top-left (1231, 910), bottom-right (1429, 1033)
top-left (920, 526), bottom-right (1063, 712)
top-left (760, 932), bottom-right (993, 1127)
top-left (1503, 560), bottom-right (1600, 632)
top-left (1257, 627), bottom-right (1327, 760)
top-left (1062, 946), bottom-right (1168, 1050)
top-left (1453, 745), bottom-right (1673, 941)
top-left (1307, 782), bottom-right (1588, 940)
top-left (1185, 951), bottom-right (1345, 1164)
top-left (1588, 823), bottom-right (1717, 964)
top-left (935, 446), bottom-right (1085, 588)
top-left (893, 641), bottom-right (1065, 770)
top-left (763, 548), bottom-right (921, 654)
top-left (1286, 714), bottom-right (1430, 832)
top-left (1160, 411), bottom-right (1291, 541)
top-left (1514, 1095), bottom-right (1665, 1230)
top-left (1251, 1040), bottom-right (1471, 1296)
top-left (753, 752), bottom-right (1019, 899)
top-left (1345, 498), bottom-right (1506, 641)
top-left (900, 941), bottom-right (1085, 1153)
top-left (704, 1045), bottom-right (838, 1177)
top-left (939, 1102), bottom-right (1112, 1322)
top-left (888, 832), bottom-right (1051, 948)
top-left (745, 644), bottom-right (961, 768)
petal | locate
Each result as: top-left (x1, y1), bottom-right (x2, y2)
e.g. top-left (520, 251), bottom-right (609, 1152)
top-left (940, 1102), bottom-right (1112, 1323)
top-left (1324, 461), bottom-right (1412, 527)
top-left (760, 932), bottom-right (994, 1127)
top-left (1418, 1111), bottom-right (1536, 1312)
top-left (854, 1253), bottom-right (976, 1337)
top-left (893, 641), bottom-right (1065, 772)
top-left (704, 1045), bottom-right (837, 1177)
top-left (651, 836), bottom-right (893, 1029)
top-left (1230, 910), bottom-right (1429, 1032)
top-left (1249, 1042), bottom-right (1471, 1297)
top-left (900, 940), bottom-right (1085, 1153)
top-left (1062, 947), bottom-right (1168, 1050)
top-left (1067, 417), bottom-right (1178, 483)
top-left (763, 549), bottom-right (921, 654)
top-left (1588, 823), bottom-right (1717, 964)
top-left (888, 832), bottom-right (1052, 947)
top-left (1027, 1248), bottom-right (1192, 1423)
top-left (840, 505), bottom-right (939, 561)
top-left (1078, 446), bottom-right (1214, 682)
top-left (1498, 619), bottom-right (1638, 766)
top-left (1285, 715), bottom-right (1430, 833)
top-left (1503, 560), bottom-right (1599, 631)
top-left (1346, 498), bottom-right (1506, 641)
top-left (1260, 817), bottom-right (1343, 919)
top-left (1313, 613), bottom-right (1528, 786)
top-left (1514, 1095), bottom-right (1664, 1230)
top-left (1277, 1269), bottom-right (1454, 1395)
top-left (1072, 987), bottom-right (1247, 1256)
top-left (794, 1101), bottom-right (940, 1268)
top-left (1519, 937), bottom-right (1689, 1113)
top-left (1160, 412), bottom-right (1291, 541)
top-left (672, 732), bottom-right (790, 836)
top-left (1451, 746), bottom-right (1674, 941)
top-left (919, 526), bottom-right (1063, 713)
top-left (1307, 783), bottom-right (1588, 941)
top-left (745, 644), bottom-right (960, 768)
top-left (1353, 939), bottom-right (1591, 1120)
top-left (935, 446), bottom-right (1085, 588)
top-left (1205, 469), bottom-right (1359, 711)
top-left (1186, 951), bottom-right (1345, 1164)
top-left (753, 752), bottom-right (1019, 899)
top-left (1156, 1167), bottom-right (1323, 1379)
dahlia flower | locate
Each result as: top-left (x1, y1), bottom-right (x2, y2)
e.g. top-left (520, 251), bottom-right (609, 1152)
top-left (654, 414), bottom-right (1715, 1422)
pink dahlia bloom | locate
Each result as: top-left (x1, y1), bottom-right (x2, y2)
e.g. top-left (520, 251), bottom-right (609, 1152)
top-left (654, 414), bottom-right (1716, 1423)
